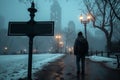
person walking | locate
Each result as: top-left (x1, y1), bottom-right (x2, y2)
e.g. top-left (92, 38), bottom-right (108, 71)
top-left (74, 31), bottom-right (89, 76)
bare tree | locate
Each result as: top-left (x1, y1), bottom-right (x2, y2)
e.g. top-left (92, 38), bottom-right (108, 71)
top-left (83, 0), bottom-right (116, 56)
top-left (105, 0), bottom-right (120, 20)
top-left (112, 19), bottom-right (120, 41)
top-left (105, 0), bottom-right (120, 41)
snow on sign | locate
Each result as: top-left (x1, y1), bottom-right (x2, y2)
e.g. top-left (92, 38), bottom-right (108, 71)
top-left (8, 21), bottom-right (54, 36)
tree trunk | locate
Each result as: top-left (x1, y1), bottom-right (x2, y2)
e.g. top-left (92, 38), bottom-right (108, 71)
top-left (106, 37), bottom-right (112, 57)
top-left (102, 28), bottom-right (112, 57)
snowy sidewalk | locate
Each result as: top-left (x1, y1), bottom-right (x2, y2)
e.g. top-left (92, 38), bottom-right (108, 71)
top-left (33, 55), bottom-right (120, 80)
top-left (0, 54), bottom-right (64, 80)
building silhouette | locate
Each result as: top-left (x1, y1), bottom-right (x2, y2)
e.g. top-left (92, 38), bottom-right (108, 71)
top-left (67, 21), bottom-right (76, 47)
top-left (50, 0), bottom-right (62, 33)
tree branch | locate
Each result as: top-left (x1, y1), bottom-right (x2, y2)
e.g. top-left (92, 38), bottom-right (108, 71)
top-left (107, 0), bottom-right (120, 20)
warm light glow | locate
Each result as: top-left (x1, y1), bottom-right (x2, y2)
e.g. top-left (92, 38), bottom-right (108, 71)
top-left (58, 35), bottom-right (61, 39)
top-left (55, 35), bottom-right (61, 39)
top-left (79, 15), bottom-right (83, 20)
top-left (68, 48), bottom-right (72, 52)
top-left (80, 14), bottom-right (91, 22)
top-left (87, 14), bottom-right (91, 20)
top-left (59, 41), bottom-right (63, 45)
top-left (59, 41), bottom-right (64, 47)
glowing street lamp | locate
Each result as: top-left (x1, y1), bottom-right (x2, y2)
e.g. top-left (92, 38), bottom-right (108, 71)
top-left (68, 48), bottom-right (72, 52)
top-left (4, 47), bottom-right (8, 50)
top-left (55, 34), bottom-right (62, 53)
top-left (4, 47), bottom-right (8, 54)
top-left (55, 35), bottom-right (61, 39)
top-left (79, 15), bottom-right (83, 21)
top-left (59, 41), bottom-right (63, 47)
top-left (79, 14), bottom-right (91, 40)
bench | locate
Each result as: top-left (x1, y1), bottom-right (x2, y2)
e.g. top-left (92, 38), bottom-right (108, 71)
top-left (115, 54), bottom-right (120, 68)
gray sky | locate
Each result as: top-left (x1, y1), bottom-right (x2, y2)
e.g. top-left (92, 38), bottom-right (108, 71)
top-left (0, 0), bottom-right (101, 35)
top-left (0, 0), bottom-right (106, 51)
top-left (0, 0), bottom-right (85, 30)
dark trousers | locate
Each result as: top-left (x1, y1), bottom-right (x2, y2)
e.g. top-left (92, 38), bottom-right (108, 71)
top-left (76, 55), bottom-right (85, 74)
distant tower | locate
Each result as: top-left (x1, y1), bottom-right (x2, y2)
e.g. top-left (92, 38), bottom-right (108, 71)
top-left (67, 21), bottom-right (76, 47)
top-left (50, 0), bottom-right (62, 33)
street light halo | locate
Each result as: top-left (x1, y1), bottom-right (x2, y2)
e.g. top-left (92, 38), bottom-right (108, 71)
top-left (59, 41), bottom-right (63, 45)
top-left (79, 14), bottom-right (83, 21)
top-left (4, 47), bottom-right (8, 50)
top-left (55, 34), bottom-right (61, 39)
top-left (87, 14), bottom-right (91, 20)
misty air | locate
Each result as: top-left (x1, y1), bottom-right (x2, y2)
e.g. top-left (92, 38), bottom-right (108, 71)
top-left (0, 0), bottom-right (120, 80)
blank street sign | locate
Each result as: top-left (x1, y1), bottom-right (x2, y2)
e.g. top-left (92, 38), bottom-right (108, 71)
top-left (8, 21), bottom-right (54, 36)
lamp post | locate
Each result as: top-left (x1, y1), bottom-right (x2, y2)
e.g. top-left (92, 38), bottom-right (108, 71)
top-left (79, 14), bottom-right (91, 40)
top-left (55, 34), bottom-right (61, 53)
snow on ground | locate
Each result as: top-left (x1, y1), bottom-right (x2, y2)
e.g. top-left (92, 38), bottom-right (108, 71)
top-left (0, 53), bottom-right (64, 80)
top-left (89, 55), bottom-right (118, 69)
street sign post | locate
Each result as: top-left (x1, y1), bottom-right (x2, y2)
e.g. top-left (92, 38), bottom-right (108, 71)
top-left (8, 2), bottom-right (54, 80)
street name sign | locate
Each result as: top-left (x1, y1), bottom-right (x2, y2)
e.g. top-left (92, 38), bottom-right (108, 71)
top-left (8, 21), bottom-right (54, 36)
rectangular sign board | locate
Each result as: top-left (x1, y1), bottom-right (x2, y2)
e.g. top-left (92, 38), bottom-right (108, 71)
top-left (8, 21), bottom-right (54, 36)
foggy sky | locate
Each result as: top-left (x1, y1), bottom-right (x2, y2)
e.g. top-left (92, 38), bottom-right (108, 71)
top-left (0, 0), bottom-right (105, 36)
top-left (0, 0), bottom-right (86, 30)
top-left (0, 0), bottom-right (106, 52)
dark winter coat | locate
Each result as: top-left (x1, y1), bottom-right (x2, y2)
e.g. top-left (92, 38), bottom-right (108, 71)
top-left (74, 36), bottom-right (89, 56)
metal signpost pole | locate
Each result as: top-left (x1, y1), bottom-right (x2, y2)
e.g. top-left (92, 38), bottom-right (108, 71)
top-left (27, 2), bottom-right (37, 80)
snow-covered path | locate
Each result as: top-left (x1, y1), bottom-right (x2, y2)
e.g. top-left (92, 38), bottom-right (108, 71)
top-left (0, 53), bottom-right (64, 80)
top-left (89, 55), bottom-right (117, 69)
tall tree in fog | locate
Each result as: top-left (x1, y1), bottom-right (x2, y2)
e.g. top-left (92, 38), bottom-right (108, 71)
top-left (83, 0), bottom-right (116, 56)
